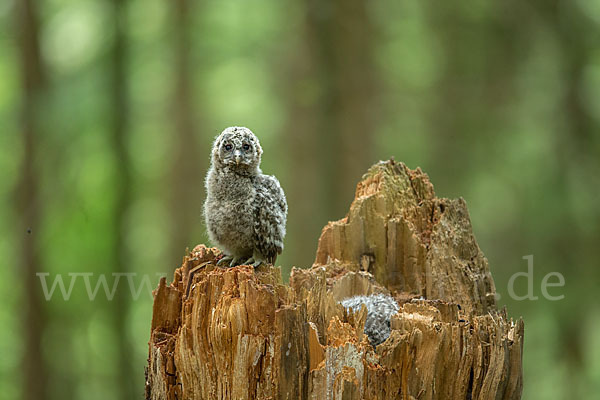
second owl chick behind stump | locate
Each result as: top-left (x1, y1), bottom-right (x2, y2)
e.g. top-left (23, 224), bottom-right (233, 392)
top-left (204, 126), bottom-right (288, 268)
top-left (340, 293), bottom-right (399, 347)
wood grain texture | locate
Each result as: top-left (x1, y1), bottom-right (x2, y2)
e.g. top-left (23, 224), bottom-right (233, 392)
top-left (146, 160), bottom-right (523, 399)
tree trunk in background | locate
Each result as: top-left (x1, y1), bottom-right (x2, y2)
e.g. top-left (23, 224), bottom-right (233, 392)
top-left (327, 0), bottom-right (377, 212)
top-left (16, 1), bottom-right (48, 399)
top-left (424, 5), bottom-right (474, 192)
top-left (534, 0), bottom-right (596, 385)
top-left (145, 161), bottom-right (523, 399)
top-left (168, 0), bottom-right (201, 269)
top-left (285, 0), bottom-right (377, 269)
top-left (110, 0), bottom-right (136, 398)
top-left (282, 3), bottom-right (328, 270)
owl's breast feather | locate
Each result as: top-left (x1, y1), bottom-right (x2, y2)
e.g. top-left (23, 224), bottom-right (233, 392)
top-left (205, 193), bottom-right (255, 255)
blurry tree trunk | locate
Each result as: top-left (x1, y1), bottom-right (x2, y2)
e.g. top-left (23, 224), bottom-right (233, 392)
top-left (534, 0), bottom-right (596, 380)
top-left (284, 0), bottom-right (377, 268)
top-left (425, 3), bottom-right (521, 196)
top-left (146, 161), bottom-right (523, 399)
top-left (110, 0), bottom-right (135, 398)
top-left (15, 1), bottom-right (48, 399)
top-left (168, 0), bottom-right (201, 267)
top-left (281, 3), bottom-right (328, 269)
top-left (326, 0), bottom-right (377, 212)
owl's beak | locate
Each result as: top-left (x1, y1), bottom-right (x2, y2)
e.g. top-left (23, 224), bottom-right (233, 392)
top-left (234, 152), bottom-right (241, 165)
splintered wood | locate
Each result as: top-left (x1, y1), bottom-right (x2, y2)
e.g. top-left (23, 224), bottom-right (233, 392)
top-left (146, 160), bottom-right (523, 400)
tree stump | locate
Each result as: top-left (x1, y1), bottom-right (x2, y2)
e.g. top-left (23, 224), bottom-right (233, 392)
top-left (146, 160), bottom-right (524, 400)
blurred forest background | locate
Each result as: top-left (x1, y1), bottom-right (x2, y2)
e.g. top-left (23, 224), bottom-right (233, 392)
top-left (3, 0), bottom-right (600, 399)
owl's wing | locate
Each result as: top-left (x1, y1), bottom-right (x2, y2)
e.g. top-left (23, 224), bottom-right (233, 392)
top-left (253, 175), bottom-right (287, 264)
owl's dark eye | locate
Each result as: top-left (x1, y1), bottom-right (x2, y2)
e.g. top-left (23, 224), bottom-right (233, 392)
top-left (242, 143), bottom-right (250, 151)
top-left (224, 144), bottom-right (233, 151)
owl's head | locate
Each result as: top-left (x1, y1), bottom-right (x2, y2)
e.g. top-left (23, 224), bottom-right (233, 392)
top-left (211, 126), bottom-right (263, 173)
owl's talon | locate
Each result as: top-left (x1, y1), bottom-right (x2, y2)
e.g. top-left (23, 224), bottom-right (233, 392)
top-left (217, 255), bottom-right (233, 266)
top-left (252, 260), bottom-right (263, 268)
top-left (242, 257), bottom-right (255, 265)
top-left (229, 256), bottom-right (244, 268)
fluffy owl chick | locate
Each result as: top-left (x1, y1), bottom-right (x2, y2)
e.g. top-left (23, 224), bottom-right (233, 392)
top-left (340, 294), bottom-right (399, 347)
top-left (204, 126), bottom-right (287, 268)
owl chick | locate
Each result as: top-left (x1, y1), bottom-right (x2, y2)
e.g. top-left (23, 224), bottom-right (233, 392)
top-left (204, 126), bottom-right (287, 268)
top-left (340, 294), bottom-right (399, 347)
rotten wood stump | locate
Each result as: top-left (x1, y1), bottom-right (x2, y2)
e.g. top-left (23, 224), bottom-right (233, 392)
top-left (146, 160), bottom-right (523, 400)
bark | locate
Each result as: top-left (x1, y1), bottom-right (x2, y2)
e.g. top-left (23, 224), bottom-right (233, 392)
top-left (146, 160), bottom-right (523, 400)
